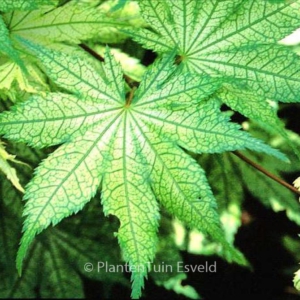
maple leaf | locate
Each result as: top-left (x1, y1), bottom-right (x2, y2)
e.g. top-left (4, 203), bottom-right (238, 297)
top-left (126, 0), bottom-right (300, 132)
top-left (0, 39), bottom-right (286, 298)
top-left (0, 0), bottom-right (130, 98)
top-left (3, 1), bottom-right (128, 45)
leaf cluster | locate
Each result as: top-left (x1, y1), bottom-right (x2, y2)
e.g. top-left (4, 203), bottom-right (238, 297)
top-left (1, 0), bottom-right (300, 298)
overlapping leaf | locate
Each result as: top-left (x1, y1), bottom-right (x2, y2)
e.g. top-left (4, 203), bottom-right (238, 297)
top-left (129, 0), bottom-right (300, 101)
top-left (94, 46), bottom-right (146, 82)
top-left (3, 1), bottom-right (128, 44)
top-left (188, 124), bottom-right (300, 260)
top-left (0, 0), bottom-right (131, 98)
top-left (126, 0), bottom-right (300, 137)
top-left (198, 152), bottom-right (244, 246)
top-left (201, 122), bottom-right (300, 224)
top-left (0, 39), bottom-right (287, 298)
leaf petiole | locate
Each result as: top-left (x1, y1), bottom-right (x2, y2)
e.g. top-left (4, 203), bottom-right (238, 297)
top-left (232, 151), bottom-right (300, 197)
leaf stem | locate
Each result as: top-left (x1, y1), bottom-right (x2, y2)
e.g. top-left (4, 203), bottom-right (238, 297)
top-left (232, 151), bottom-right (300, 196)
top-left (79, 43), bottom-right (139, 88)
top-left (79, 43), bottom-right (104, 62)
top-left (126, 86), bottom-right (137, 106)
top-left (175, 55), bottom-right (184, 65)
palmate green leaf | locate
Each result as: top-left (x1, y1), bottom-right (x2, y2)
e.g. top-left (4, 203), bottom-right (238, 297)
top-left (0, 40), bottom-right (286, 298)
top-left (127, 0), bottom-right (300, 103)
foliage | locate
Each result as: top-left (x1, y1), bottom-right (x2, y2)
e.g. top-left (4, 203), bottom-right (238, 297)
top-left (1, 0), bottom-right (300, 298)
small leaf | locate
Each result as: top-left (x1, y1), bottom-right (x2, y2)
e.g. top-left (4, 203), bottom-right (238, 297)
top-left (293, 177), bottom-right (300, 192)
top-left (93, 46), bottom-right (146, 82)
top-left (294, 269), bottom-right (300, 291)
top-left (0, 60), bottom-right (48, 100)
top-left (0, 141), bottom-right (25, 192)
